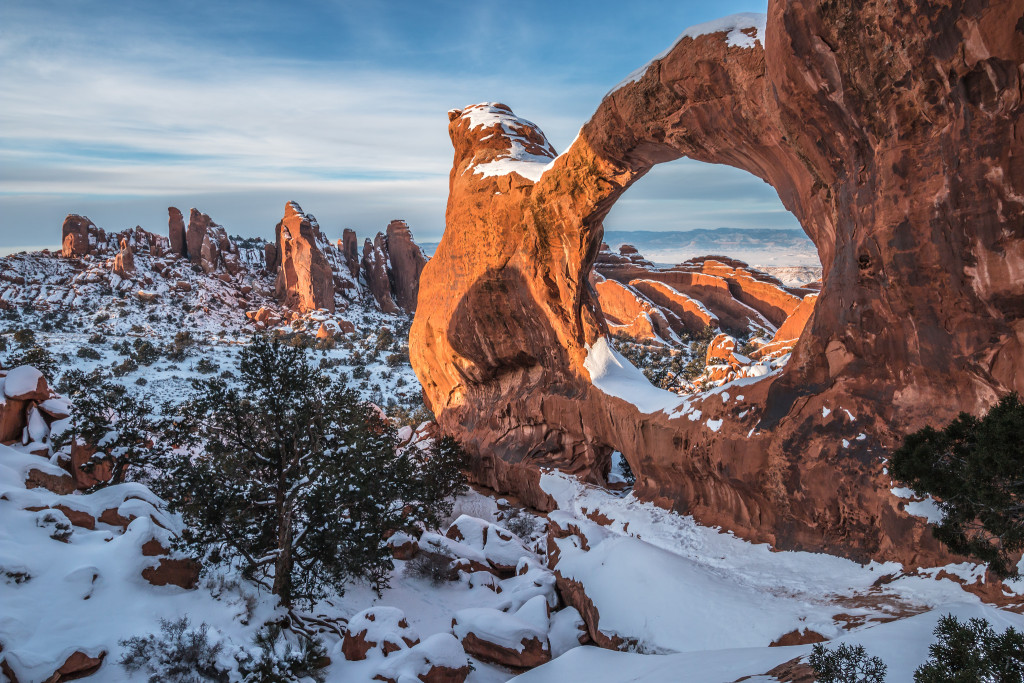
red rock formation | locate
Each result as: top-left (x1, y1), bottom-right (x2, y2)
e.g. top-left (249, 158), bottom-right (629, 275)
top-left (362, 236), bottom-right (399, 314)
top-left (455, 631), bottom-right (550, 670)
top-left (61, 215), bottom-right (101, 258)
top-left (168, 207), bottom-right (187, 258)
top-left (411, 2), bottom-right (1024, 567)
top-left (112, 239), bottom-right (135, 278)
top-left (264, 242), bottom-right (278, 272)
top-left (42, 650), bottom-right (106, 683)
top-left (342, 228), bottom-right (361, 279)
top-left (185, 208), bottom-right (216, 269)
top-left (628, 279), bottom-right (719, 335)
top-left (386, 220), bottom-right (428, 312)
top-left (274, 202), bottom-right (336, 313)
top-left (592, 277), bottom-right (675, 343)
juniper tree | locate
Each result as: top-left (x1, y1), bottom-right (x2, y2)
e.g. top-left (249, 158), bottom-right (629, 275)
top-left (889, 393), bottom-right (1024, 578)
top-left (152, 337), bottom-right (466, 607)
top-left (914, 615), bottom-right (1024, 682)
top-left (53, 368), bottom-right (161, 489)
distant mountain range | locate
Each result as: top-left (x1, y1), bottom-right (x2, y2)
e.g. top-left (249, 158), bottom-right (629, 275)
top-left (602, 228), bottom-right (820, 268)
top-left (422, 227), bottom-right (820, 271)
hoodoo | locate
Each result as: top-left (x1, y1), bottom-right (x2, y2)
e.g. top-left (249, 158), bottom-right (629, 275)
top-left (410, 1), bottom-right (1024, 565)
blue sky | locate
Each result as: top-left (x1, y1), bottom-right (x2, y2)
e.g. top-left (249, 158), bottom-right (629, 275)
top-left (0, 0), bottom-right (797, 248)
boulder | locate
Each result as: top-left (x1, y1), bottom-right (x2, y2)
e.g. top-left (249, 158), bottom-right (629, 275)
top-left (371, 633), bottom-right (470, 683)
top-left (0, 397), bottom-right (28, 442)
top-left (199, 234), bottom-right (219, 274)
top-left (142, 557), bottom-right (200, 589)
top-left (410, 1), bottom-right (1024, 567)
top-left (342, 607), bottom-right (420, 661)
top-left (451, 595), bottom-right (551, 669)
top-left (445, 515), bottom-right (531, 575)
top-left (69, 441), bottom-right (112, 490)
top-left (42, 650), bottom-right (106, 683)
top-left (4, 366), bottom-right (49, 402)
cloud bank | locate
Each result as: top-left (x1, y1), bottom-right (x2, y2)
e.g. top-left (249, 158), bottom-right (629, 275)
top-left (0, 0), bottom-right (796, 246)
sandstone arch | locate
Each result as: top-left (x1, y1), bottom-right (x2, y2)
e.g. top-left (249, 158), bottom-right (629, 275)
top-left (410, 1), bottom-right (1024, 567)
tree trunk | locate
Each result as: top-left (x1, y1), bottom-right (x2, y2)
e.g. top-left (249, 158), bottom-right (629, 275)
top-left (273, 503), bottom-right (293, 605)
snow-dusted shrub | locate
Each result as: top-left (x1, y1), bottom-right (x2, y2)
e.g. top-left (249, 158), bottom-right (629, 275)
top-left (7, 345), bottom-right (58, 378)
top-left (111, 357), bottom-right (138, 377)
top-left (914, 615), bottom-right (1024, 683)
top-left (404, 542), bottom-right (455, 586)
top-left (119, 617), bottom-right (230, 683)
top-left (501, 507), bottom-right (538, 540)
top-left (132, 339), bottom-right (161, 365)
top-left (236, 623), bottom-right (327, 683)
top-left (194, 358), bottom-right (219, 374)
top-left (12, 328), bottom-right (36, 346)
top-left (76, 347), bottom-right (101, 360)
top-left (809, 642), bottom-right (887, 683)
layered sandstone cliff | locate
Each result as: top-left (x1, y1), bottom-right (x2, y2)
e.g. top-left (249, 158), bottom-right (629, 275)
top-left (410, 2), bottom-right (1024, 567)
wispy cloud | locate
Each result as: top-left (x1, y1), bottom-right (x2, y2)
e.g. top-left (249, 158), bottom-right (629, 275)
top-left (0, 0), bottom-right (792, 246)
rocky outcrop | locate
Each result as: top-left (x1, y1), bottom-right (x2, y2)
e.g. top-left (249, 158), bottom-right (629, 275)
top-left (410, 2), bottom-right (1024, 568)
top-left (112, 239), bottom-right (135, 278)
top-left (592, 276), bottom-right (677, 344)
top-left (185, 209), bottom-right (216, 270)
top-left (361, 236), bottom-right (399, 314)
top-left (61, 215), bottom-right (99, 258)
top-left (274, 202), bottom-right (336, 313)
top-left (341, 228), bottom-right (360, 279)
top-left (385, 220), bottom-right (428, 312)
top-left (168, 207), bottom-right (187, 258)
top-left (183, 208), bottom-right (242, 275)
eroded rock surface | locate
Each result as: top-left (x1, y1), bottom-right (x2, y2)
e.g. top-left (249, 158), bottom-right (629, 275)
top-left (273, 201), bottom-right (337, 313)
top-left (410, 3), bottom-right (1024, 566)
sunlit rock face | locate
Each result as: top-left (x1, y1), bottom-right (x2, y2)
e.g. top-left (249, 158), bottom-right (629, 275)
top-left (273, 201), bottom-right (337, 314)
top-left (410, 1), bottom-right (1024, 567)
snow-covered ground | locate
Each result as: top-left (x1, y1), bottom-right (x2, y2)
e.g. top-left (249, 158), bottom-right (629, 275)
top-left (2, 248), bottom-right (1023, 682)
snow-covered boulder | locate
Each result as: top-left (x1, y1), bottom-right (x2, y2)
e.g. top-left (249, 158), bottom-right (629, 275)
top-left (3, 366), bottom-right (49, 402)
top-left (342, 606), bottom-right (420, 661)
top-left (451, 594), bottom-right (551, 669)
top-left (445, 514), bottom-right (533, 575)
top-left (371, 632), bottom-right (471, 683)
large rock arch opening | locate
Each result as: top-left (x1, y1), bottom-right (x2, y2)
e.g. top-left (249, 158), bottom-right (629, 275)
top-left (410, 2), bottom-right (1024, 567)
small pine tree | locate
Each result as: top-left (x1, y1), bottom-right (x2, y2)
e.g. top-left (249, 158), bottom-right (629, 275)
top-left (7, 345), bottom-right (59, 379)
top-left (151, 337), bottom-right (466, 607)
top-left (53, 369), bottom-right (162, 489)
top-left (809, 643), bottom-right (887, 683)
top-left (914, 615), bottom-right (1024, 682)
top-left (889, 393), bottom-right (1024, 578)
